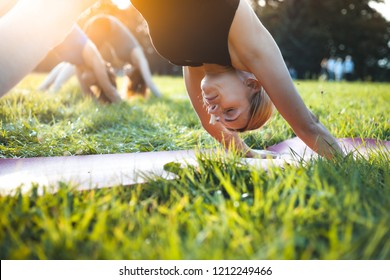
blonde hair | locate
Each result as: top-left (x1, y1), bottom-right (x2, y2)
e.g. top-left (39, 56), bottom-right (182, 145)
top-left (236, 87), bottom-right (274, 132)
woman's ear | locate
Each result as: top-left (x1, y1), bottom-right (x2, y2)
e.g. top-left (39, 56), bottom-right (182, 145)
top-left (245, 77), bottom-right (262, 91)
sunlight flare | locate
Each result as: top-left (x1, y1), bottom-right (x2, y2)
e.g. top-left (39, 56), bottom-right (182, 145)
top-left (111, 0), bottom-right (131, 10)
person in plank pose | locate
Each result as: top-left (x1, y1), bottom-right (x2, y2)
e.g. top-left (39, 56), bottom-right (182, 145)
top-left (39, 14), bottom-right (162, 99)
top-left (130, 0), bottom-right (344, 158)
top-left (83, 14), bottom-right (162, 98)
top-left (38, 25), bottom-right (121, 103)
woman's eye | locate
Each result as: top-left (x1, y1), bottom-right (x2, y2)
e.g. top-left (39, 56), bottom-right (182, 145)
top-left (223, 109), bottom-right (236, 119)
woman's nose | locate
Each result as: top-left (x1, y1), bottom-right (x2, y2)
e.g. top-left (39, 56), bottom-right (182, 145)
top-left (208, 104), bottom-right (219, 114)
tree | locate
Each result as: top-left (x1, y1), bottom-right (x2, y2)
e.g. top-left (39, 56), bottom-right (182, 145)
top-left (250, 0), bottom-right (390, 80)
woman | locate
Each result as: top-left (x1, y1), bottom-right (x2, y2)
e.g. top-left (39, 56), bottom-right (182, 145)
top-left (131, 0), bottom-right (344, 158)
top-left (46, 25), bottom-right (121, 103)
top-left (0, 0), bottom-right (98, 97)
top-left (83, 14), bottom-right (162, 98)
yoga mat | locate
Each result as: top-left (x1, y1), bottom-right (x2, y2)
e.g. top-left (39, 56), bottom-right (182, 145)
top-left (0, 150), bottom-right (197, 194)
top-left (0, 137), bottom-right (388, 195)
top-left (266, 137), bottom-right (390, 160)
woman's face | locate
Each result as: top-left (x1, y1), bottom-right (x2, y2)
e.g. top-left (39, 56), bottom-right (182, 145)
top-left (201, 70), bottom-right (256, 131)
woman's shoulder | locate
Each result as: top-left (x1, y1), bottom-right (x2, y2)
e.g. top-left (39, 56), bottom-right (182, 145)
top-left (228, 0), bottom-right (268, 70)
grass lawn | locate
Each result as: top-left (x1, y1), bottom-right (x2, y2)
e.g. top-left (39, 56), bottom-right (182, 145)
top-left (0, 75), bottom-right (389, 259)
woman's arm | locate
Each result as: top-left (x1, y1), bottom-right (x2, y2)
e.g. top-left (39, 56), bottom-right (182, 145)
top-left (82, 41), bottom-right (122, 103)
top-left (228, 1), bottom-right (344, 159)
top-left (75, 67), bottom-right (96, 98)
top-left (183, 66), bottom-right (252, 155)
top-left (0, 0), bottom-right (17, 17)
top-left (130, 48), bottom-right (162, 98)
top-left (0, 0), bottom-right (97, 97)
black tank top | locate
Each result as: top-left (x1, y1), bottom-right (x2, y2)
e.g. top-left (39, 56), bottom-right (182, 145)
top-left (131, 0), bottom-right (240, 67)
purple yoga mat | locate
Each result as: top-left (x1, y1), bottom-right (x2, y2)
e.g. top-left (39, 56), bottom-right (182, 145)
top-left (0, 137), bottom-right (388, 194)
top-left (0, 150), bottom-right (197, 194)
top-left (266, 137), bottom-right (390, 160)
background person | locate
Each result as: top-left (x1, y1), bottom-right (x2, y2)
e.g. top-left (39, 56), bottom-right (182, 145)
top-left (39, 14), bottom-right (162, 99)
top-left (343, 55), bottom-right (355, 81)
top-left (334, 57), bottom-right (344, 82)
top-left (326, 55), bottom-right (336, 81)
top-left (319, 58), bottom-right (328, 81)
top-left (42, 25), bottom-right (121, 103)
top-left (83, 14), bottom-right (162, 98)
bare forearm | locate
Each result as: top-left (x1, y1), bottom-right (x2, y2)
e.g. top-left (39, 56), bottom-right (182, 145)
top-left (83, 43), bottom-right (121, 103)
top-left (92, 65), bottom-right (121, 103)
top-left (76, 68), bottom-right (95, 97)
top-left (297, 119), bottom-right (344, 159)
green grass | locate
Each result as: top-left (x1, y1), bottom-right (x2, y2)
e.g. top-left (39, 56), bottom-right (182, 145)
top-left (0, 75), bottom-right (389, 259)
